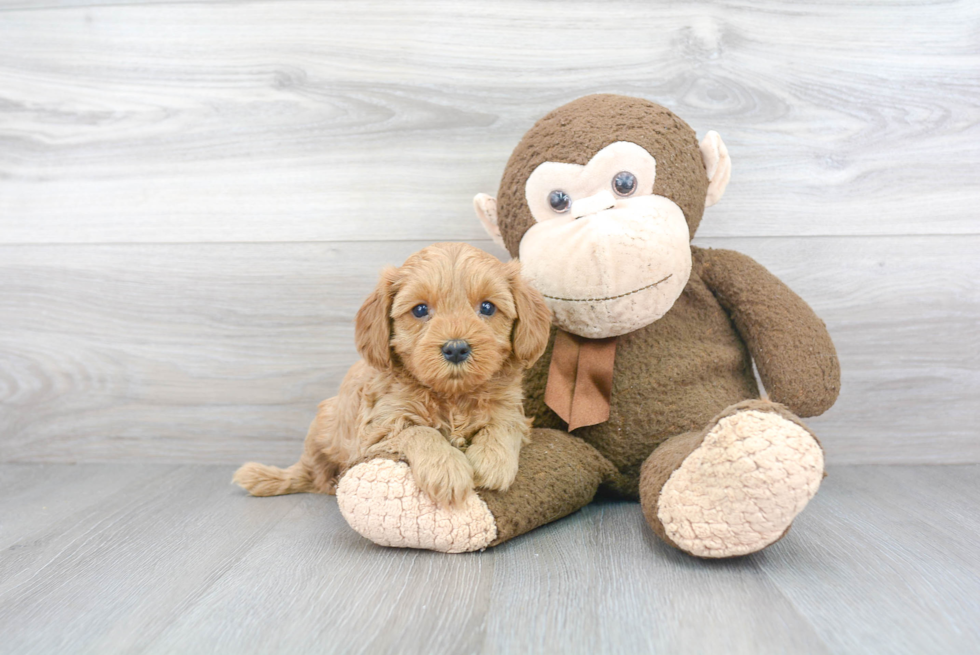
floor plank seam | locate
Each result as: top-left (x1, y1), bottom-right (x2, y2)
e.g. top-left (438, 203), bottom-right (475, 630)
top-left (137, 493), bottom-right (309, 652)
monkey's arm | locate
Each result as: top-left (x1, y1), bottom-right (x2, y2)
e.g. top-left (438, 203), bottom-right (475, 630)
top-left (694, 247), bottom-right (841, 418)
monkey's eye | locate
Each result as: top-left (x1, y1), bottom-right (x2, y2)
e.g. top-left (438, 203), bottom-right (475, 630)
top-left (548, 190), bottom-right (571, 213)
top-left (612, 171), bottom-right (637, 197)
top-left (478, 301), bottom-right (496, 317)
top-left (411, 303), bottom-right (429, 319)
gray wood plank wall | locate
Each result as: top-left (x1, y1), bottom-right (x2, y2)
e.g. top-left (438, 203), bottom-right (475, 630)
top-left (1, 0), bottom-right (978, 464)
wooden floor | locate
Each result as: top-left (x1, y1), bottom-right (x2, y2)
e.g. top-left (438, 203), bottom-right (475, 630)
top-left (1, 3), bottom-right (978, 653)
top-left (0, 464), bottom-right (977, 654)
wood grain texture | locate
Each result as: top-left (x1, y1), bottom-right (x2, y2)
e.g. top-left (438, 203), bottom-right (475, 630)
top-left (0, 464), bottom-right (306, 654)
top-left (0, 464), bottom-right (977, 654)
top-left (0, 0), bottom-right (978, 244)
top-left (1, 236), bottom-right (976, 465)
top-left (0, 1), bottom-right (977, 465)
top-left (1, 4), bottom-right (975, 649)
top-left (761, 465), bottom-right (980, 653)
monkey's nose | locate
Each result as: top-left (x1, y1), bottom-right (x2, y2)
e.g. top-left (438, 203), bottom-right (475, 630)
top-left (441, 340), bottom-right (471, 364)
top-left (570, 190), bottom-right (616, 219)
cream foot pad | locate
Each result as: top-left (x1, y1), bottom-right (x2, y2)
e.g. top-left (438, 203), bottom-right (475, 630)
top-left (336, 459), bottom-right (497, 553)
top-left (658, 409), bottom-right (824, 558)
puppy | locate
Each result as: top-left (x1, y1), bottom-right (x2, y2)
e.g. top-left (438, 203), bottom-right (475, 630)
top-left (234, 242), bottom-right (552, 506)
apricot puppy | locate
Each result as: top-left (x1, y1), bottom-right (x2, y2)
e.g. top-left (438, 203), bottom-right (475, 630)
top-left (234, 242), bottom-right (552, 506)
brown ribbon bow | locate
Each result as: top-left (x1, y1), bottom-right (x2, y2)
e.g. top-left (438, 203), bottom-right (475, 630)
top-left (544, 330), bottom-right (618, 431)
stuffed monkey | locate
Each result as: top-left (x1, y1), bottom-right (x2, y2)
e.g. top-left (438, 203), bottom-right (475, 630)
top-left (335, 95), bottom-right (840, 557)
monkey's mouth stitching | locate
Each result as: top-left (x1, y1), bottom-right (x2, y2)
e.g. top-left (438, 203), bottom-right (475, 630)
top-left (542, 274), bottom-right (673, 303)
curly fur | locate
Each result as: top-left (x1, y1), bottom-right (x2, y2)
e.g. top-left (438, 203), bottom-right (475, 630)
top-left (234, 242), bottom-right (552, 507)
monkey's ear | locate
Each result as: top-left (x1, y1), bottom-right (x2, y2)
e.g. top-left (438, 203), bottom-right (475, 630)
top-left (700, 131), bottom-right (731, 208)
top-left (355, 266), bottom-right (399, 371)
top-left (506, 260), bottom-right (552, 368)
top-left (473, 193), bottom-right (507, 250)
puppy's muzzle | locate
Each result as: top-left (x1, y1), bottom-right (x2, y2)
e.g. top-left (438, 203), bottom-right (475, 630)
top-left (441, 340), bottom-right (471, 364)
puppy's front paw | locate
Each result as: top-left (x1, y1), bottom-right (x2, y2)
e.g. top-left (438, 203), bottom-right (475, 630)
top-left (467, 439), bottom-right (519, 493)
top-left (411, 447), bottom-right (475, 508)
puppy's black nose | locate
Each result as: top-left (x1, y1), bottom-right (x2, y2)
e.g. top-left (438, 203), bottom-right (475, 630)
top-left (441, 340), bottom-right (471, 364)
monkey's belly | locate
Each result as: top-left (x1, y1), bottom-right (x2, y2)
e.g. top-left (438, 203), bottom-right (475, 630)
top-left (523, 278), bottom-right (759, 497)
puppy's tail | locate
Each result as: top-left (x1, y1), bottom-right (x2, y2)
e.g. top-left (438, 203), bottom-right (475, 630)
top-left (233, 461), bottom-right (314, 497)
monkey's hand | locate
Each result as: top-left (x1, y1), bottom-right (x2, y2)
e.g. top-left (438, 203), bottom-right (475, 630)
top-left (696, 247), bottom-right (841, 418)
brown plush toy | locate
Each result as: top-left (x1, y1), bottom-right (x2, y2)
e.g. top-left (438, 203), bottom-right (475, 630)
top-left (334, 94), bottom-right (840, 557)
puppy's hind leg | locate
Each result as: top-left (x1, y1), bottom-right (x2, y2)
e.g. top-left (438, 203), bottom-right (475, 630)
top-left (233, 461), bottom-right (314, 497)
top-left (234, 396), bottom-right (346, 497)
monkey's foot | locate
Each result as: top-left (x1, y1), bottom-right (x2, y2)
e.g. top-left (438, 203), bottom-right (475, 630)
top-left (336, 459), bottom-right (497, 553)
top-left (655, 406), bottom-right (824, 558)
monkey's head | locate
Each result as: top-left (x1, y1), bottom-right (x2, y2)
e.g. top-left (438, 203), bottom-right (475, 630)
top-left (474, 94), bottom-right (731, 339)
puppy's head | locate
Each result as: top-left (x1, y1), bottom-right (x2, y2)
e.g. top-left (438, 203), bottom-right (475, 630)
top-left (355, 242), bottom-right (552, 395)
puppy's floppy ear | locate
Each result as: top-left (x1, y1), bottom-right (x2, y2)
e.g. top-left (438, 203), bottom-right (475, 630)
top-left (506, 260), bottom-right (552, 367)
top-left (355, 266), bottom-right (399, 371)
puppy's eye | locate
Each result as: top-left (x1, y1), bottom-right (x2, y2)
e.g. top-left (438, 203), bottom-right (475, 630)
top-left (411, 303), bottom-right (429, 319)
top-left (478, 301), bottom-right (496, 317)
top-left (548, 190), bottom-right (571, 213)
top-left (612, 171), bottom-right (637, 196)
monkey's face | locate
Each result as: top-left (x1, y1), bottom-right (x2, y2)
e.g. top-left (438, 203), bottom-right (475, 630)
top-left (474, 95), bottom-right (731, 340)
top-left (518, 142), bottom-right (692, 338)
